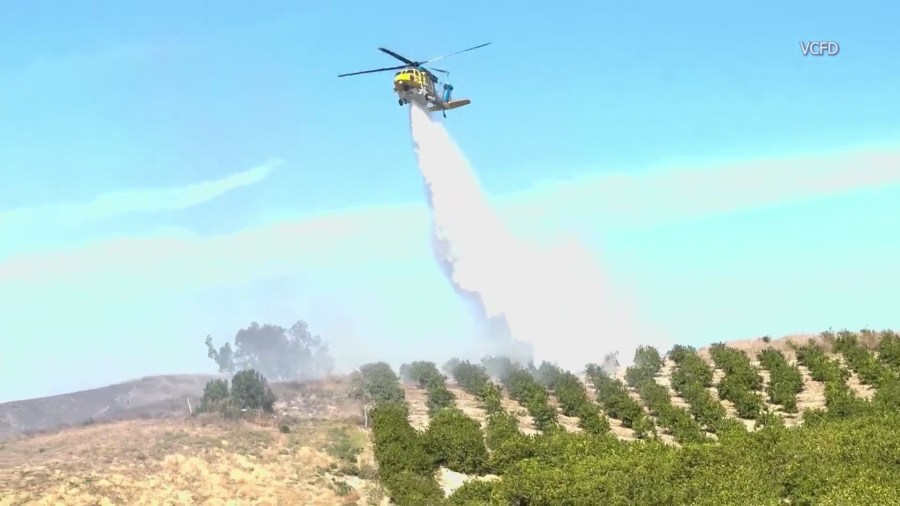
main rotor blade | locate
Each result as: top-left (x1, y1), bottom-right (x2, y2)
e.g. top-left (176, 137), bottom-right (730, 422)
top-left (423, 42), bottom-right (491, 64)
top-left (428, 67), bottom-right (450, 74)
top-left (338, 65), bottom-right (407, 77)
top-left (378, 47), bottom-right (419, 66)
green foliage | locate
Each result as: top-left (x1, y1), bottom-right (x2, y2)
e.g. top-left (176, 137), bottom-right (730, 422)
top-left (198, 369), bottom-right (275, 416)
top-left (379, 470), bottom-right (444, 506)
top-left (480, 410), bottom-right (900, 505)
top-left (205, 336), bottom-right (235, 374)
top-left (637, 379), bottom-right (708, 444)
top-left (350, 362), bottom-right (405, 407)
top-left (500, 366), bottom-right (559, 431)
top-left (793, 341), bottom-right (872, 420)
top-left (832, 330), bottom-right (893, 387)
top-left (229, 369), bottom-right (276, 413)
top-left (485, 410), bottom-right (521, 451)
top-left (199, 378), bottom-right (229, 413)
top-left (370, 402), bottom-right (438, 502)
top-left (585, 363), bottom-right (654, 438)
top-left (668, 346), bottom-right (727, 431)
top-left (709, 343), bottom-right (765, 419)
top-left (876, 330), bottom-right (900, 371)
top-left (480, 355), bottom-right (517, 382)
top-left (625, 345), bottom-right (664, 388)
top-left (424, 408), bottom-right (489, 474)
top-left (400, 361), bottom-right (457, 415)
top-left (757, 348), bottom-right (803, 412)
top-left (204, 320), bottom-right (334, 381)
top-left (444, 479), bottom-right (499, 505)
top-left (449, 360), bottom-right (503, 414)
top-left (534, 361), bottom-right (610, 435)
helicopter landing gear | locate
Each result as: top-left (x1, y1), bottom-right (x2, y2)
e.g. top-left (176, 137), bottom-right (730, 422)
top-left (398, 99), bottom-right (404, 106)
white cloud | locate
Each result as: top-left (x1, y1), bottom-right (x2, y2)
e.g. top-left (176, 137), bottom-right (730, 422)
top-left (1, 145), bottom-right (898, 298)
top-left (0, 159), bottom-right (281, 230)
top-left (497, 145), bottom-right (900, 233)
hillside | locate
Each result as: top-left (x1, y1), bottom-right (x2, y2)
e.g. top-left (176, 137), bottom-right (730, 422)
top-left (1, 329), bottom-right (899, 505)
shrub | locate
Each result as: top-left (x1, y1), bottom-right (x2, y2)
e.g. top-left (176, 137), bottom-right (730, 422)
top-left (485, 410), bottom-right (521, 451)
top-left (424, 408), bottom-right (489, 474)
top-left (876, 330), bottom-right (900, 371)
top-left (709, 343), bottom-right (765, 420)
top-left (371, 403), bottom-right (434, 478)
top-left (501, 366), bottom-right (559, 431)
top-left (199, 378), bottom-right (230, 413)
top-left (636, 379), bottom-right (707, 444)
top-left (585, 364), bottom-right (654, 438)
top-left (757, 348), bottom-right (803, 412)
top-left (380, 470), bottom-right (444, 506)
top-left (230, 369), bottom-right (277, 413)
top-left (445, 479), bottom-right (498, 505)
top-left (832, 330), bottom-right (892, 387)
top-left (536, 361), bottom-right (610, 435)
top-left (356, 362), bottom-right (405, 407)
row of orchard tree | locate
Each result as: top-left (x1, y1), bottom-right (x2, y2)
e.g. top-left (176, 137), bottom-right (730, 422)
top-left (351, 330), bottom-right (900, 505)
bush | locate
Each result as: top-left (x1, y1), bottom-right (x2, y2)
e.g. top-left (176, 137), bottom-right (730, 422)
top-left (424, 408), bottom-right (489, 474)
top-left (585, 363), bottom-right (654, 438)
top-left (636, 379), bottom-right (707, 444)
top-left (876, 330), bottom-right (900, 371)
top-left (445, 479), bottom-right (499, 505)
top-left (709, 343), bottom-right (765, 420)
top-left (832, 330), bottom-right (892, 387)
top-left (199, 378), bottom-right (229, 413)
top-left (371, 403), bottom-right (434, 478)
top-left (355, 362), bottom-right (405, 407)
top-left (230, 369), bottom-right (277, 413)
top-left (380, 470), bottom-right (444, 506)
top-left (536, 362), bottom-right (610, 435)
top-left (758, 348), bottom-right (803, 412)
top-left (668, 346), bottom-right (726, 431)
top-left (501, 366), bottom-right (559, 431)
top-left (485, 410), bottom-right (521, 451)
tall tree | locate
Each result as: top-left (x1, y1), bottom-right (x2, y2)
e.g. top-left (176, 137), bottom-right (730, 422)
top-left (204, 319), bottom-right (333, 381)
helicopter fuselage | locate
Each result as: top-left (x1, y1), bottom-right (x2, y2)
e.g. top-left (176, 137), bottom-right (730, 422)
top-left (392, 68), bottom-right (470, 113)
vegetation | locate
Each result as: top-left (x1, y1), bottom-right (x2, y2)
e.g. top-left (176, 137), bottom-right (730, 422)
top-left (496, 365), bottom-right (558, 432)
top-left (400, 361), bottom-right (457, 415)
top-left (534, 361), bottom-right (610, 435)
top-left (668, 345), bottom-right (729, 432)
top-left (447, 360), bottom-right (503, 414)
top-left (584, 362), bottom-right (655, 438)
top-left (423, 408), bottom-right (489, 475)
top-left (757, 348), bottom-right (804, 412)
top-left (190, 326), bottom-right (900, 505)
top-left (204, 319), bottom-right (334, 380)
top-left (198, 368), bottom-right (276, 417)
top-left (708, 342), bottom-right (767, 419)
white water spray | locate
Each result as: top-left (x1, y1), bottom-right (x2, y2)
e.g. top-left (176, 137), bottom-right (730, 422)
top-left (408, 104), bottom-right (648, 370)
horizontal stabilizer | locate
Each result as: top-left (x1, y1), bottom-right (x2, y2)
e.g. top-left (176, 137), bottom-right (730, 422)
top-left (442, 99), bottom-right (471, 110)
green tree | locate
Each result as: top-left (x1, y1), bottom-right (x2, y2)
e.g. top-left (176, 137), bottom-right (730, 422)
top-left (424, 408), bottom-right (489, 474)
top-left (203, 319), bottom-right (334, 381)
top-left (230, 369), bottom-right (276, 413)
top-left (205, 336), bottom-right (235, 374)
top-left (198, 378), bottom-right (230, 413)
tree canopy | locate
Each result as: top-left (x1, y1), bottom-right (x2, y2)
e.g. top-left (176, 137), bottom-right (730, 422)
top-left (204, 319), bottom-right (334, 381)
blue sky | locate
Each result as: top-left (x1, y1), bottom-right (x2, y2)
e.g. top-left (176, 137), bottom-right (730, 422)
top-left (1, 1), bottom-right (898, 402)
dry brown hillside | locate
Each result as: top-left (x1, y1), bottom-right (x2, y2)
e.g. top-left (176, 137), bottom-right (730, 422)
top-left (0, 331), bottom-right (892, 504)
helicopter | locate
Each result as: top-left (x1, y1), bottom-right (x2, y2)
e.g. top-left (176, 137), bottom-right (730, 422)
top-left (338, 43), bottom-right (490, 117)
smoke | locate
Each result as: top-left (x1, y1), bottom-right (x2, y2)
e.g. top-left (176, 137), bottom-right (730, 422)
top-left (407, 103), bottom-right (648, 372)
